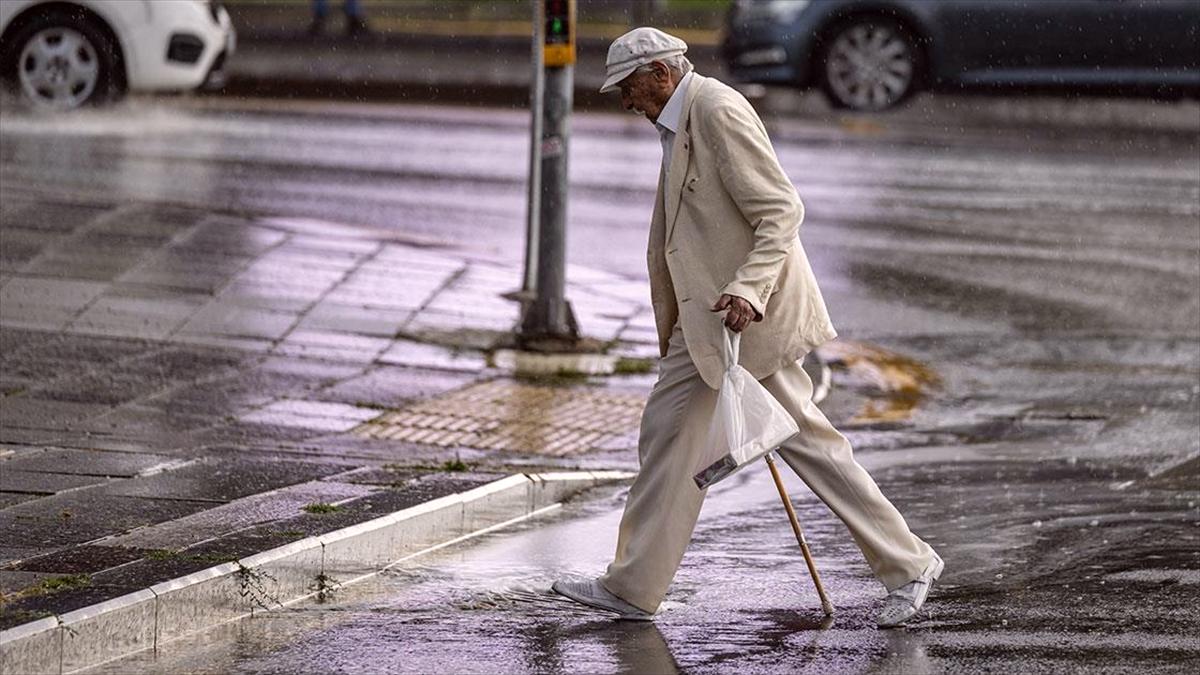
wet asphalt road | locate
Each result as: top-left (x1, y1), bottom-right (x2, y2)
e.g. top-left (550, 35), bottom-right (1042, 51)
top-left (94, 461), bottom-right (1197, 674)
top-left (2, 94), bottom-right (1199, 672)
top-left (2, 95), bottom-right (1197, 329)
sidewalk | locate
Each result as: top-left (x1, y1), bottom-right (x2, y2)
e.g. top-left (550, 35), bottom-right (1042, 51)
top-left (0, 196), bottom-right (661, 637)
top-left (218, 1), bottom-right (726, 107)
top-left (214, 2), bottom-right (1200, 133)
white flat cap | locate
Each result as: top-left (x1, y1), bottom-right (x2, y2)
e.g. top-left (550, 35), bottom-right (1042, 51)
top-left (600, 27), bottom-right (688, 93)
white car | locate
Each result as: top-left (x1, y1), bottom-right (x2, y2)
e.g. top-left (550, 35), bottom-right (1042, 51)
top-left (0, 0), bottom-right (235, 110)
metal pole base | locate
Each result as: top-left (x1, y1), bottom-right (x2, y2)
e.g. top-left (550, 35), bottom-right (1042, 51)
top-left (516, 299), bottom-right (579, 351)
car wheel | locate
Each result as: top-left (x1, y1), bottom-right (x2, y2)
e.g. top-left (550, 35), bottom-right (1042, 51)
top-left (819, 18), bottom-right (921, 112)
top-left (2, 9), bottom-right (123, 110)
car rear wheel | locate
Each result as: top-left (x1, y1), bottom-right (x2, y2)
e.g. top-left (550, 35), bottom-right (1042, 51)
top-left (3, 10), bottom-right (123, 110)
top-left (819, 18), bottom-right (920, 112)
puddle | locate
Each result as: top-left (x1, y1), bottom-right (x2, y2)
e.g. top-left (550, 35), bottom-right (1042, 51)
top-left (821, 341), bottom-right (942, 426)
top-left (89, 448), bottom-right (1200, 674)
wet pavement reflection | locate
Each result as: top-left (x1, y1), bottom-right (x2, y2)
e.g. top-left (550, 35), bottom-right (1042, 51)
top-left (96, 442), bottom-right (1198, 674)
top-left (93, 469), bottom-right (881, 674)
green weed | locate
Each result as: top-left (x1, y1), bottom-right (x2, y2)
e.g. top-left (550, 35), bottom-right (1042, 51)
top-left (614, 357), bottom-right (654, 375)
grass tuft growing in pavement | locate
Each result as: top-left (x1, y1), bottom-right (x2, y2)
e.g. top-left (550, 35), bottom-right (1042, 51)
top-left (144, 549), bottom-right (240, 565)
top-left (0, 609), bottom-right (52, 624)
top-left (0, 575), bottom-right (92, 604)
top-left (11, 571), bottom-right (93, 598)
top-left (515, 370), bottom-right (590, 384)
top-left (441, 458), bottom-right (470, 472)
top-left (614, 357), bottom-right (654, 375)
top-left (189, 552), bottom-right (238, 565)
top-left (37, 574), bottom-right (91, 594)
top-left (353, 401), bottom-right (392, 411)
top-left (302, 502), bottom-right (342, 515)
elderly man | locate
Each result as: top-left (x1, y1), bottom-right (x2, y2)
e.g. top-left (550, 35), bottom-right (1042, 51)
top-left (552, 28), bottom-right (942, 627)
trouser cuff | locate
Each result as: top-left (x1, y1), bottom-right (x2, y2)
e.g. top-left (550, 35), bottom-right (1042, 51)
top-left (598, 575), bottom-right (657, 614)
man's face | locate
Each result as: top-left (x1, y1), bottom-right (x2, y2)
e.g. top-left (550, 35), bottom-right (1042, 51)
top-left (617, 63), bottom-right (675, 123)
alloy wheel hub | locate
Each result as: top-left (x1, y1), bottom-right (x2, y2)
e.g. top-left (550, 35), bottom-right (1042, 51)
top-left (18, 27), bottom-right (100, 110)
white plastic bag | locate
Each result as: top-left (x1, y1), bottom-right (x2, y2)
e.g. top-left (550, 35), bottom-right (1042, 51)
top-left (693, 328), bottom-right (799, 489)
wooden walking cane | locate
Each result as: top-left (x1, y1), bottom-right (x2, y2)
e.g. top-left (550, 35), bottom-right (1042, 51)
top-left (764, 452), bottom-right (834, 616)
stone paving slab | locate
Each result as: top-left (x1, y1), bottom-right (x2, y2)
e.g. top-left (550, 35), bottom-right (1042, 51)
top-left (0, 429), bottom-right (67, 449)
top-left (240, 400), bottom-right (379, 432)
top-left (273, 331), bottom-right (392, 363)
top-left (0, 571), bottom-right (56, 596)
top-left (103, 480), bottom-right (376, 551)
top-left (0, 471), bottom-right (109, 495)
top-left (10, 545), bottom-right (149, 575)
top-left (1, 449), bottom-right (182, 477)
top-left (32, 369), bottom-right (188, 407)
top-left (312, 365), bottom-right (480, 408)
top-left (0, 494), bottom-right (40, 509)
top-left (0, 492), bottom-right (213, 550)
top-left (101, 457), bottom-right (346, 503)
top-left (78, 406), bottom-right (223, 442)
top-left (71, 293), bottom-right (207, 342)
top-left (295, 301), bottom-right (410, 337)
top-left (1, 341), bottom-right (148, 391)
top-left (0, 398), bottom-right (112, 431)
top-left (375, 339), bottom-right (489, 372)
top-left (176, 303), bottom-right (300, 341)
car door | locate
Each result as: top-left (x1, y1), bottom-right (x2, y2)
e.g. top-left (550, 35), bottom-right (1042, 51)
top-left (928, 0), bottom-right (1133, 86)
top-left (1105, 0), bottom-right (1200, 74)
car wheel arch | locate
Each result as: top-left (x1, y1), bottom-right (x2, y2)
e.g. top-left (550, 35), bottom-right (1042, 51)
top-left (806, 6), bottom-right (933, 91)
top-left (1, 1), bottom-right (129, 93)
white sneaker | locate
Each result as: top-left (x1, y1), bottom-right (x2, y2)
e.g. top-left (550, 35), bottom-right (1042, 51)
top-left (551, 578), bottom-right (654, 621)
top-left (877, 552), bottom-right (944, 628)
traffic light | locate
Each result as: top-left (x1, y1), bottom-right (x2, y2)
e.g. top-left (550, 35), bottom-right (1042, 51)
top-left (543, 0), bottom-right (576, 67)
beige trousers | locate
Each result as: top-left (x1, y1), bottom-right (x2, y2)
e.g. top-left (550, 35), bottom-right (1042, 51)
top-left (600, 325), bottom-right (935, 613)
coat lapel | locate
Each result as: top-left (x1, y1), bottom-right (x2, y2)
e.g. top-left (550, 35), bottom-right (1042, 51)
top-left (648, 167), bottom-right (667, 255)
top-left (664, 75), bottom-right (705, 244)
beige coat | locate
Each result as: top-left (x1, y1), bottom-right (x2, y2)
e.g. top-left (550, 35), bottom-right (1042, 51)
top-left (647, 74), bottom-right (837, 389)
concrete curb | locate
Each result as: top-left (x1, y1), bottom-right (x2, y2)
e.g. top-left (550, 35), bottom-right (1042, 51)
top-left (0, 471), bottom-right (632, 675)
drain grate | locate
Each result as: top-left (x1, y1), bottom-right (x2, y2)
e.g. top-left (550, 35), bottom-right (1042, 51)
top-left (352, 380), bottom-right (646, 456)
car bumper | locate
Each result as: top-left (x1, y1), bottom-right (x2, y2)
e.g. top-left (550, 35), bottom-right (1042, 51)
top-left (722, 4), bottom-right (824, 87)
top-left (126, 1), bottom-right (236, 92)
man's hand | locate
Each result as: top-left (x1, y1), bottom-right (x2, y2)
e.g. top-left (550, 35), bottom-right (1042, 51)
top-left (711, 294), bottom-right (757, 333)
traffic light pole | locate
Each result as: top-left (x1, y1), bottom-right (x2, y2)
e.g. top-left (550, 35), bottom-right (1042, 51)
top-left (520, 0), bottom-right (543, 297)
top-left (518, 0), bottom-right (579, 348)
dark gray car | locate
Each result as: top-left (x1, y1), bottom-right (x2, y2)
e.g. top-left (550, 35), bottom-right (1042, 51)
top-left (722, 0), bottom-right (1200, 111)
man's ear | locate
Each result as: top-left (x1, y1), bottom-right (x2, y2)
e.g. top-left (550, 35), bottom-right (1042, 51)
top-left (653, 62), bottom-right (672, 85)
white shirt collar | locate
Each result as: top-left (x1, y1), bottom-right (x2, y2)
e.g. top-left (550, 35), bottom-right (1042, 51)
top-left (655, 71), bottom-right (693, 135)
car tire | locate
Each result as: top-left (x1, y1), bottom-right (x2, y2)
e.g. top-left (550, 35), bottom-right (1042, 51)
top-left (1, 8), bottom-right (124, 110)
top-left (818, 17), bottom-right (922, 112)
